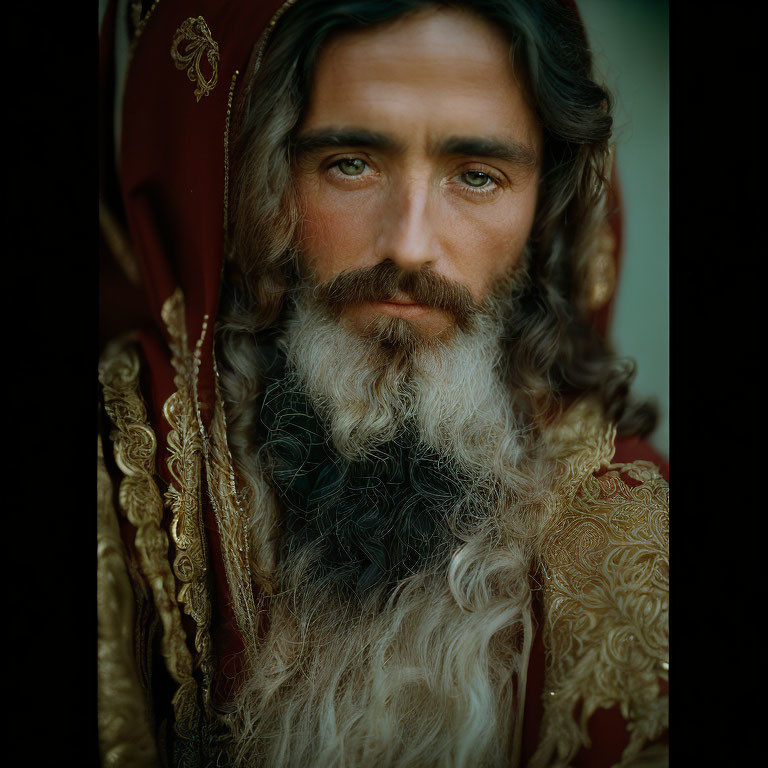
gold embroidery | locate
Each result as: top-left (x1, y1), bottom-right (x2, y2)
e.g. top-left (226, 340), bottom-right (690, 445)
top-left (223, 0), bottom-right (301, 240)
top-left (250, 0), bottom-right (301, 77)
top-left (546, 397), bottom-right (617, 497)
top-left (223, 70), bottom-right (239, 234)
top-left (532, 415), bottom-right (669, 768)
top-left (161, 290), bottom-right (217, 717)
top-left (99, 336), bottom-right (200, 736)
top-left (97, 433), bottom-right (160, 766)
top-left (171, 16), bottom-right (220, 102)
top-left (206, 349), bottom-right (262, 643)
top-left (160, 289), bottom-right (260, 648)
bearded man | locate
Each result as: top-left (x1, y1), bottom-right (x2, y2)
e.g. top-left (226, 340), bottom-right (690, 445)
top-left (97, 1), bottom-right (669, 767)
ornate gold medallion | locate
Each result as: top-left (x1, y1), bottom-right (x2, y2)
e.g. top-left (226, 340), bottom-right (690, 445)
top-left (171, 16), bottom-right (220, 102)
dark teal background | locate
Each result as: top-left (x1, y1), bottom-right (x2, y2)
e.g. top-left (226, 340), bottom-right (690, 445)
top-left (579, 0), bottom-right (669, 457)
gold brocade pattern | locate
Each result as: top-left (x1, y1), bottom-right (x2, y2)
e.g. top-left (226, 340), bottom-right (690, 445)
top-left (223, 70), bottom-right (240, 234)
top-left (171, 16), bottom-right (220, 102)
top-left (161, 290), bottom-right (217, 721)
top-left (97, 433), bottom-right (160, 767)
top-left (546, 398), bottom-right (618, 498)
top-left (208, 350), bottom-right (263, 639)
top-left (532, 404), bottom-right (669, 767)
top-left (99, 337), bottom-right (200, 737)
top-left (161, 289), bottom-right (260, 656)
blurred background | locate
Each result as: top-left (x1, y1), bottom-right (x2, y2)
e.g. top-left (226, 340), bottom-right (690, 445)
top-left (578, 0), bottom-right (669, 458)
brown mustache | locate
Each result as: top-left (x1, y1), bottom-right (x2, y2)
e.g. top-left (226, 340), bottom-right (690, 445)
top-left (313, 261), bottom-right (480, 330)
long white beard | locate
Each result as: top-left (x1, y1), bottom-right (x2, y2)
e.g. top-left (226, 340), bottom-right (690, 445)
top-left (228, 291), bottom-right (554, 768)
top-left (281, 291), bottom-right (526, 482)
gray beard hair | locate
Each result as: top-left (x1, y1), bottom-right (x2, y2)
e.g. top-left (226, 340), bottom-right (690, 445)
top-left (228, 280), bottom-right (556, 768)
top-left (280, 286), bottom-right (527, 484)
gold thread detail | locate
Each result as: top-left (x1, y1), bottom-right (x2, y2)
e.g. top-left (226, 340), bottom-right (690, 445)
top-left (171, 16), bottom-right (220, 102)
top-left (184, 310), bottom-right (261, 646)
top-left (215, 0), bottom-right (301, 631)
top-left (250, 0), bottom-right (301, 78)
top-left (178, 298), bottom-right (251, 747)
top-left (162, 291), bottom-right (260, 646)
top-left (530, 408), bottom-right (669, 767)
top-left (99, 335), bottom-right (200, 736)
top-left (161, 289), bottom-right (217, 718)
top-left (221, 0), bottom-right (300, 240)
top-left (97, 433), bottom-right (160, 766)
top-left (545, 397), bottom-right (617, 499)
top-left (223, 70), bottom-right (240, 234)
top-left (206, 347), bottom-right (261, 645)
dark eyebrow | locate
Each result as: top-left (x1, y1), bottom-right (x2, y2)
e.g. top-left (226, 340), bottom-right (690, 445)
top-left (293, 128), bottom-right (405, 155)
top-left (293, 128), bottom-right (538, 167)
top-left (435, 136), bottom-right (539, 167)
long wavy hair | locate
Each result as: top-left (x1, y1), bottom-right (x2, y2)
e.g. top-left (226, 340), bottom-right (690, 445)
top-left (216, 3), bottom-right (656, 764)
top-left (217, 0), bottom-right (655, 587)
top-left (220, 0), bottom-right (656, 438)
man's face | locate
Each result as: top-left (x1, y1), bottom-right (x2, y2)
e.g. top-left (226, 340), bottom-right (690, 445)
top-left (294, 7), bottom-right (542, 340)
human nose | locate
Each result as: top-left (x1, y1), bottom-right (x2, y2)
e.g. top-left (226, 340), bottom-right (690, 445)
top-left (378, 182), bottom-right (436, 272)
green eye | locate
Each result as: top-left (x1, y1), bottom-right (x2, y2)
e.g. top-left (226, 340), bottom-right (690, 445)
top-left (337, 158), bottom-right (366, 176)
top-left (462, 171), bottom-right (491, 187)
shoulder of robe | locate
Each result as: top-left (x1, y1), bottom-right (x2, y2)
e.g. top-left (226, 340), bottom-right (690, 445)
top-left (531, 443), bottom-right (669, 767)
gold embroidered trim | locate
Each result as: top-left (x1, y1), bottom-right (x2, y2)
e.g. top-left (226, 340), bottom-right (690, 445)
top-left (161, 287), bottom-right (260, 689)
top-left (250, 0), bottom-right (301, 78)
top-left (221, 0), bottom-right (300, 240)
top-left (546, 397), bottom-right (618, 500)
top-left (171, 16), bottom-right (220, 102)
top-left (207, 348), bottom-right (261, 643)
top-left (97, 433), bottom-right (160, 766)
top-left (161, 290), bottom-right (218, 717)
top-left (223, 70), bottom-right (239, 234)
top-left (532, 438), bottom-right (669, 767)
top-left (99, 336), bottom-right (200, 736)
top-left (160, 289), bottom-right (260, 648)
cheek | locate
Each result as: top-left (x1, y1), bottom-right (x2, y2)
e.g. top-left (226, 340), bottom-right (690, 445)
top-left (297, 182), bottom-right (378, 281)
top-left (442, 200), bottom-right (536, 299)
